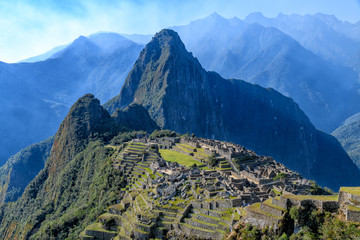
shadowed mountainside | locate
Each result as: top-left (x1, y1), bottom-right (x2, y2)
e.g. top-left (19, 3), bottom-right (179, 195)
top-left (105, 29), bottom-right (360, 190)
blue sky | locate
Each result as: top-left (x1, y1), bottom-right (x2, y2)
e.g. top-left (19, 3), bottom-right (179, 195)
top-left (0, 0), bottom-right (359, 63)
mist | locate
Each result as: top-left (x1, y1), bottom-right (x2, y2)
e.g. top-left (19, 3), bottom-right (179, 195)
top-left (0, 0), bottom-right (359, 62)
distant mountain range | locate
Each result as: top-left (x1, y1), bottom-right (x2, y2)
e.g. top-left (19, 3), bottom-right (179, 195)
top-left (106, 29), bottom-right (360, 190)
top-left (171, 13), bottom-right (360, 132)
top-left (0, 33), bottom-right (143, 166)
top-left (1, 12), bottom-right (360, 183)
top-left (245, 12), bottom-right (360, 70)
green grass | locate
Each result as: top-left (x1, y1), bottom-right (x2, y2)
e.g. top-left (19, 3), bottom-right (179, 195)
top-left (177, 143), bottom-right (195, 151)
top-left (195, 148), bottom-right (209, 157)
top-left (134, 228), bottom-right (149, 234)
top-left (191, 218), bottom-right (217, 227)
top-left (85, 223), bottom-right (117, 233)
top-left (159, 149), bottom-right (203, 167)
top-left (348, 204), bottom-right (360, 212)
top-left (263, 199), bottom-right (285, 211)
top-left (197, 212), bottom-right (220, 221)
top-left (247, 203), bottom-right (282, 220)
top-left (283, 194), bottom-right (338, 201)
top-left (180, 223), bottom-right (215, 233)
top-left (98, 213), bottom-right (118, 220)
top-left (272, 188), bottom-right (281, 196)
top-left (340, 187), bottom-right (360, 196)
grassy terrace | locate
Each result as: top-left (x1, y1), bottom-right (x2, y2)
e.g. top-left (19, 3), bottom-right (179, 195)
top-left (263, 199), bottom-right (285, 211)
top-left (180, 223), bottom-right (215, 233)
top-left (340, 187), bottom-right (360, 196)
top-left (247, 203), bottom-right (282, 220)
top-left (85, 223), bottom-right (117, 233)
top-left (283, 194), bottom-right (338, 201)
top-left (195, 147), bottom-right (209, 157)
top-left (348, 204), bottom-right (360, 212)
top-left (159, 149), bottom-right (203, 167)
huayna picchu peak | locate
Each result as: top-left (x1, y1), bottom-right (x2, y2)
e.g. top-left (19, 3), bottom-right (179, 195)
top-left (105, 29), bottom-right (360, 191)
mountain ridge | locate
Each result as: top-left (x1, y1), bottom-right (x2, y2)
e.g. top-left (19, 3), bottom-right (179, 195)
top-left (105, 29), bottom-right (360, 190)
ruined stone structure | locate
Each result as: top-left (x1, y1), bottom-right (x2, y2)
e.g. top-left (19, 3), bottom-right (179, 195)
top-left (80, 136), bottom-right (317, 240)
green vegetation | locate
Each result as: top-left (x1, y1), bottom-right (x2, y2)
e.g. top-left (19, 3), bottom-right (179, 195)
top-left (247, 203), bottom-right (282, 220)
top-left (333, 118), bottom-right (360, 168)
top-left (0, 136), bottom-right (54, 203)
top-left (347, 204), bottom-right (360, 212)
top-left (263, 199), bottom-right (286, 211)
top-left (207, 153), bottom-right (217, 167)
top-left (283, 194), bottom-right (338, 201)
top-left (273, 172), bottom-right (287, 181)
top-left (309, 181), bottom-right (334, 195)
top-left (0, 130), bottom-right (143, 240)
top-left (340, 187), bottom-right (360, 196)
top-left (272, 188), bottom-right (281, 196)
top-left (149, 130), bottom-right (178, 139)
top-left (159, 149), bottom-right (202, 167)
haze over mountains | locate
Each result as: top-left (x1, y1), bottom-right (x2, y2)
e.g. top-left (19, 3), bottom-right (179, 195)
top-left (1, 12), bottom-right (360, 189)
top-left (171, 13), bottom-right (360, 132)
top-left (245, 12), bottom-right (360, 71)
top-left (0, 33), bottom-right (143, 166)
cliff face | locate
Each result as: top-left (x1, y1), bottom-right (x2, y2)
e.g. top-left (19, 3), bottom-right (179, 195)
top-left (113, 103), bottom-right (159, 133)
top-left (105, 29), bottom-right (360, 190)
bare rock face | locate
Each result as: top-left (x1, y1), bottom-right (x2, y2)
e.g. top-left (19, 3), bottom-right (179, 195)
top-left (113, 103), bottom-right (159, 133)
top-left (105, 29), bottom-right (360, 190)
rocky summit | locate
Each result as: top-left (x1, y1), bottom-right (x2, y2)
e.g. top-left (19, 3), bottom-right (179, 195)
top-left (105, 29), bottom-right (360, 190)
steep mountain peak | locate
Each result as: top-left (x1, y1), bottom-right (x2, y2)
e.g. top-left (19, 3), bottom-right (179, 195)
top-left (47, 94), bottom-right (111, 187)
top-left (245, 12), bottom-right (266, 22)
top-left (104, 29), bottom-right (203, 114)
top-left (206, 12), bottom-right (225, 20)
top-left (148, 29), bottom-right (187, 54)
top-left (52, 35), bottom-right (101, 59)
top-left (88, 32), bottom-right (138, 53)
top-left (136, 28), bottom-right (192, 67)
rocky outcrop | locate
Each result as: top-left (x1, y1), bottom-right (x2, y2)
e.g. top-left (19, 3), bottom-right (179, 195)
top-left (105, 29), bottom-right (360, 190)
top-left (113, 103), bottom-right (159, 133)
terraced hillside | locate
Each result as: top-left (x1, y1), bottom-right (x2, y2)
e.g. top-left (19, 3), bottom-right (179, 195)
top-left (79, 136), bottom-right (317, 240)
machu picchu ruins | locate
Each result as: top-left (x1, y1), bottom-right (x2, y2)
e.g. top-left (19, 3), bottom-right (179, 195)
top-left (80, 134), bottom-right (357, 240)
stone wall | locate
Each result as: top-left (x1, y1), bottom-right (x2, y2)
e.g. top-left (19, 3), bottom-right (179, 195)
top-left (133, 229), bottom-right (150, 240)
top-left (260, 204), bottom-right (284, 217)
top-left (84, 229), bottom-right (117, 240)
top-left (231, 198), bottom-right (243, 207)
top-left (272, 198), bottom-right (287, 209)
top-left (176, 224), bottom-right (223, 240)
top-left (346, 208), bottom-right (360, 222)
top-left (194, 208), bottom-right (222, 218)
top-left (246, 209), bottom-right (280, 227)
top-left (134, 222), bottom-right (153, 233)
top-left (178, 204), bottom-right (192, 222)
